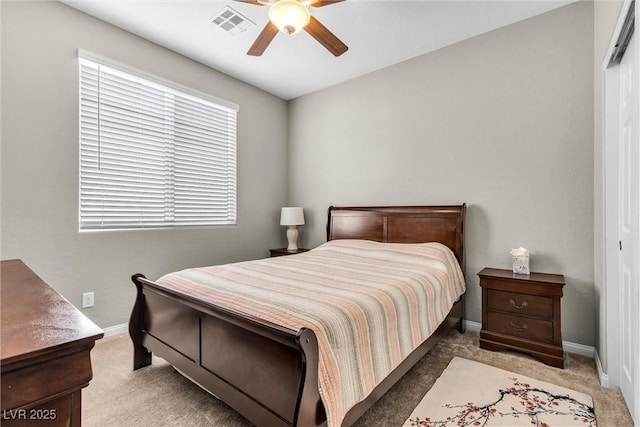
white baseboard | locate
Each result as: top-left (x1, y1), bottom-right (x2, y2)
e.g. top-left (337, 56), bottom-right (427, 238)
top-left (465, 320), bottom-right (481, 331)
top-left (594, 350), bottom-right (610, 388)
top-left (102, 323), bottom-right (128, 337)
top-left (562, 340), bottom-right (595, 358)
top-left (464, 320), bottom-right (595, 359)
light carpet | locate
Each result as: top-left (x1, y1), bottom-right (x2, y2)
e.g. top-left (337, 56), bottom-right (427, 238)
top-left (83, 330), bottom-right (632, 426)
top-left (404, 357), bottom-right (596, 427)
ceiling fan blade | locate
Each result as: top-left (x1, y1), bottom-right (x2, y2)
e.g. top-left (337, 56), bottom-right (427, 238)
top-left (304, 16), bottom-right (348, 56)
top-left (310, 0), bottom-right (345, 7)
top-left (248, 21), bottom-right (279, 56)
top-left (233, 0), bottom-right (264, 5)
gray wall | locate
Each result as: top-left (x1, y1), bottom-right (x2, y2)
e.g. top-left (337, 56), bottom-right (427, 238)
top-left (1, 1), bottom-right (289, 328)
top-left (0, 1), bottom-right (608, 351)
top-left (288, 2), bottom-right (595, 345)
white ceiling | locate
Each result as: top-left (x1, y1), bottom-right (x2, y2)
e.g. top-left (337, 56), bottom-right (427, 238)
top-left (60, 0), bottom-right (574, 100)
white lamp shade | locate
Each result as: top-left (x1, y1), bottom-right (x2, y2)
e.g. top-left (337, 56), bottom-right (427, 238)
top-left (268, 0), bottom-right (310, 35)
top-left (280, 207), bottom-right (305, 226)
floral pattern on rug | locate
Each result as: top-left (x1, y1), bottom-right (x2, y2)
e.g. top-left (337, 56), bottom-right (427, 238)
top-left (403, 358), bottom-right (597, 427)
top-left (409, 377), bottom-right (596, 427)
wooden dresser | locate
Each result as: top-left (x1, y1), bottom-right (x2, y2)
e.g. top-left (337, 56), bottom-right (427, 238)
top-left (478, 267), bottom-right (565, 368)
top-left (1, 259), bottom-right (104, 426)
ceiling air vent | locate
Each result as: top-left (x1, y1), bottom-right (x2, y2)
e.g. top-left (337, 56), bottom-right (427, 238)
top-left (211, 6), bottom-right (255, 35)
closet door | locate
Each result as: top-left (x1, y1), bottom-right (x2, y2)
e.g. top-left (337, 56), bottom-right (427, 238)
top-left (617, 24), bottom-right (639, 425)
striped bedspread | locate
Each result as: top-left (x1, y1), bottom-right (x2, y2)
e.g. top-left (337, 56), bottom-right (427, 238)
top-left (157, 239), bottom-right (466, 427)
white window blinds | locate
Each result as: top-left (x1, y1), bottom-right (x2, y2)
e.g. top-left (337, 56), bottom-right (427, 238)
top-left (79, 53), bottom-right (238, 231)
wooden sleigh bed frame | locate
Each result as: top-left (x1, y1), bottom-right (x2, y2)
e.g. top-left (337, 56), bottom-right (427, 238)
top-left (129, 204), bottom-right (466, 427)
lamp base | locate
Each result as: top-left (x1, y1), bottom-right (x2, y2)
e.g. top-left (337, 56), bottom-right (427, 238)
top-left (286, 226), bottom-right (299, 251)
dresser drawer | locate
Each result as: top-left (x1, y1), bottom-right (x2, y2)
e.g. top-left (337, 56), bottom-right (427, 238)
top-left (487, 311), bottom-right (554, 344)
top-left (487, 289), bottom-right (553, 319)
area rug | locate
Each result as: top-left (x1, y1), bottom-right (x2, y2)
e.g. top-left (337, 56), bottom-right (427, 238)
top-left (403, 357), bottom-right (596, 427)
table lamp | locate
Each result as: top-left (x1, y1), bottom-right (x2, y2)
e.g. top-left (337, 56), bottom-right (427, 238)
top-left (280, 207), bottom-right (305, 251)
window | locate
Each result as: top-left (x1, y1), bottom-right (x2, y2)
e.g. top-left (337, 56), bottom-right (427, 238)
top-left (78, 51), bottom-right (238, 231)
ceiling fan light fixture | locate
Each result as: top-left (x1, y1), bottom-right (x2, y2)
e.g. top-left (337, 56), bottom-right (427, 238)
top-left (268, 0), bottom-right (310, 35)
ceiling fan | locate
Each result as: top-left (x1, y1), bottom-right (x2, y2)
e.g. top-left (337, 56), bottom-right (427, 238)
top-left (234, 0), bottom-right (348, 57)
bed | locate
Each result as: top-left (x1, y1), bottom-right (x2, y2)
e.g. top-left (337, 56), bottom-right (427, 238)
top-left (129, 204), bottom-right (466, 427)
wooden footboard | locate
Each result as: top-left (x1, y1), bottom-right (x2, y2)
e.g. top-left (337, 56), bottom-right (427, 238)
top-left (129, 273), bottom-right (464, 427)
top-left (129, 273), bottom-right (325, 427)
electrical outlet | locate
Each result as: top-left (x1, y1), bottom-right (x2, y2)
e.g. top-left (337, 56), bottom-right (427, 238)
top-left (82, 292), bottom-right (95, 308)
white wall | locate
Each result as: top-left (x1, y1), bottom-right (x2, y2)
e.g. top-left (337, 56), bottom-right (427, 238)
top-left (593, 0), bottom-right (624, 374)
top-left (0, 1), bottom-right (289, 328)
top-left (288, 2), bottom-right (595, 345)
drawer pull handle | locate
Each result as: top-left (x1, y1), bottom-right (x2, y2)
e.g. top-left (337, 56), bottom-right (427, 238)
top-left (509, 299), bottom-right (528, 310)
top-left (509, 322), bottom-right (528, 331)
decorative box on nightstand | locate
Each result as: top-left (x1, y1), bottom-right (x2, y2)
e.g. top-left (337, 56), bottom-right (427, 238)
top-left (478, 267), bottom-right (565, 368)
top-left (269, 248), bottom-right (309, 257)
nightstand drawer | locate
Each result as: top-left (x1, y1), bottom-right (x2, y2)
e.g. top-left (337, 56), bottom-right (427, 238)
top-left (487, 289), bottom-right (553, 319)
top-left (487, 311), bottom-right (554, 344)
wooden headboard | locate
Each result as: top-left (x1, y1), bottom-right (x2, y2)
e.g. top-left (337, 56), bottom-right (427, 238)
top-left (327, 204), bottom-right (466, 266)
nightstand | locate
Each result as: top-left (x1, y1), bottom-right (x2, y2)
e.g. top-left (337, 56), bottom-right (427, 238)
top-left (269, 248), bottom-right (310, 257)
top-left (478, 267), bottom-right (565, 368)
